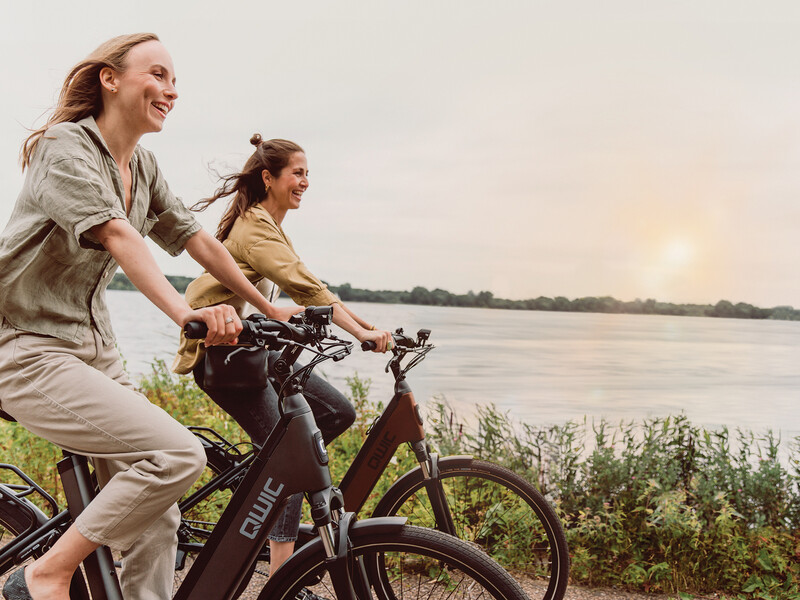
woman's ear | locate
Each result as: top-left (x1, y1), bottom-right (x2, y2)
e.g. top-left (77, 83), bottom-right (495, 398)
top-left (261, 169), bottom-right (272, 187)
top-left (99, 66), bottom-right (118, 94)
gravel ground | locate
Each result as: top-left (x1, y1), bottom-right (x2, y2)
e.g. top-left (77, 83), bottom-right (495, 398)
top-left (517, 579), bottom-right (691, 600)
top-left (0, 564), bottom-right (713, 599)
top-left (203, 568), bottom-right (700, 600)
top-left (0, 551), bottom-right (714, 600)
top-left (228, 576), bottom-right (702, 600)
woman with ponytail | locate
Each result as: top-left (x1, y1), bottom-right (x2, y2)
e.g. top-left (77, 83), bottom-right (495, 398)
top-left (173, 134), bottom-right (392, 580)
top-left (0, 35), bottom-right (299, 600)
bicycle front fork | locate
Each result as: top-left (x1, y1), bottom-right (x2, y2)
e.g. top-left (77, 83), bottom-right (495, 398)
top-left (308, 487), bottom-right (371, 600)
top-left (409, 440), bottom-right (458, 536)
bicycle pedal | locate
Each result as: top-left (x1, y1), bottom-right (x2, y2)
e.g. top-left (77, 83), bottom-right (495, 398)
top-left (295, 586), bottom-right (329, 600)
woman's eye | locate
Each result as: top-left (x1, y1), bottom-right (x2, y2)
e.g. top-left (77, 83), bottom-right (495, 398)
top-left (154, 72), bottom-right (163, 79)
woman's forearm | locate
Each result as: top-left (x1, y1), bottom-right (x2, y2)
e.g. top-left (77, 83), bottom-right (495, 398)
top-left (92, 219), bottom-right (193, 325)
top-left (338, 302), bottom-right (375, 331)
top-left (93, 220), bottom-right (244, 345)
top-left (331, 303), bottom-right (369, 341)
top-left (184, 229), bottom-right (297, 318)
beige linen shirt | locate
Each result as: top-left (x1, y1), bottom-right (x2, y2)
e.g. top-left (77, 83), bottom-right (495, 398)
top-left (172, 203), bottom-right (338, 373)
top-left (0, 117), bottom-right (201, 344)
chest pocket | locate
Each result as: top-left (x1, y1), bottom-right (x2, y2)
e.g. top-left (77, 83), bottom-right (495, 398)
top-left (41, 226), bottom-right (91, 265)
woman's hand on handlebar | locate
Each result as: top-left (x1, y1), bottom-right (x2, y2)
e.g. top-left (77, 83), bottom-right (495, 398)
top-left (359, 328), bottom-right (394, 353)
top-left (267, 304), bottom-right (306, 322)
top-left (182, 305), bottom-right (242, 347)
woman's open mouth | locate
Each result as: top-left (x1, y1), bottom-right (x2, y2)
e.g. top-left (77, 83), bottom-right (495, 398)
top-left (152, 102), bottom-right (170, 118)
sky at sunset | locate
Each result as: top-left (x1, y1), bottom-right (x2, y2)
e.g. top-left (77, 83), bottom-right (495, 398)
top-left (3, 1), bottom-right (800, 308)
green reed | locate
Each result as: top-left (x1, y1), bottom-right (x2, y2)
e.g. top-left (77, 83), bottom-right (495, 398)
top-left (426, 398), bottom-right (800, 598)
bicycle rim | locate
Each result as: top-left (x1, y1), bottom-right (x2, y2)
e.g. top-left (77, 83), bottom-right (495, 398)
top-left (372, 459), bottom-right (569, 600)
top-left (257, 524), bottom-right (529, 600)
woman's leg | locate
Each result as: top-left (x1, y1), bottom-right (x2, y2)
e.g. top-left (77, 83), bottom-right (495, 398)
top-left (19, 525), bottom-right (99, 600)
top-left (0, 323), bottom-right (206, 600)
top-left (300, 369), bottom-right (356, 445)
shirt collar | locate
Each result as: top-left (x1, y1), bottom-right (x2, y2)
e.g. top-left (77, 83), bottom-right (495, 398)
top-left (75, 116), bottom-right (140, 171)
top-left (250, 203), bottom-right (281, 229)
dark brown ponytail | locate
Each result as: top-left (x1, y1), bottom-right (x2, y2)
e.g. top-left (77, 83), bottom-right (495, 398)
top-left (192, 135), bottom-right (304, 241)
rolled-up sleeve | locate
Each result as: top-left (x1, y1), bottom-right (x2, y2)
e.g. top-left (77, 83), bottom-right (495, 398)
top-left (246, 235), bottom-right (339, 307)
top-left (146, 162), bottom-right (201, 255)
top-left (34, 157), bottom-right (127, 250)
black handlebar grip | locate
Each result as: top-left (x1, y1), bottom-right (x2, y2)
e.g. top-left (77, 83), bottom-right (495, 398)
top-left (184, 322), bottom-right (209, 339)
top-left (361, 340), bottom-right (377, 351)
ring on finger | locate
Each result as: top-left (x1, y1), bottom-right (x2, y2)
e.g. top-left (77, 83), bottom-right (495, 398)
top-left (225, 317), bottom-right (234, 324)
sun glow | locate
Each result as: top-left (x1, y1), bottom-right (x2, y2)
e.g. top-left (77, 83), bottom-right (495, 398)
top-left (663, 239), bottom-right (694, 268)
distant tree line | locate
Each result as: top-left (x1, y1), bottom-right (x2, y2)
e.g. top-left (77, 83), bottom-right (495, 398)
top-left (330, 283), bottom-right (800, 321)
top-left (110, 273), bottom-right (195, 293)
top-left (108, 274), bottom-right (800, 321)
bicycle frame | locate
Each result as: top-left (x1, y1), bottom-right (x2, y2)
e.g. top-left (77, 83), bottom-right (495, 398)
top-left (175, 327), bottom-right (469, 559)
top-left (336, 378), bottom-right (460, 536)
top-left (174, 388), bottom-right (334, 600)
top-left (0, 387), bottom-right (357, 600)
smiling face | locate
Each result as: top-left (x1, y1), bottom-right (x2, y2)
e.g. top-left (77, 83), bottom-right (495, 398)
top-left (264, 152), bottom-right (309, 212)
top-left (104, 40), bottom-right (178, 136)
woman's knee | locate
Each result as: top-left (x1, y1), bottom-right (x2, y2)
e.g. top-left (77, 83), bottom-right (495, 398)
top-left (163, 430), bottom-right (207, 488)
top-left (184, 433), bottom-right (207, 482)
top-left (320, 397), bottom-right (356, 443)
top-left (338, 400), bottom-right (357, 431)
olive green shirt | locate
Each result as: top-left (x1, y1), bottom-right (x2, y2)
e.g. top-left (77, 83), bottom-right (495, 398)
top-left (172, 203), bottom-right (338, 373)
top-left (0, 117), bottom-right (201, 345)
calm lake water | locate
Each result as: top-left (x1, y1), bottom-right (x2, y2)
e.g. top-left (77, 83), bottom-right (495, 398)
top-left (107, 290), bottom-right (800, 439)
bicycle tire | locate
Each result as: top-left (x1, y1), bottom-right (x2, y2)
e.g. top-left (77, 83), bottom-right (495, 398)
top-left (371, 457), bottom-right (569, 600)
top-left (257, 522), bottom-right (530, 600)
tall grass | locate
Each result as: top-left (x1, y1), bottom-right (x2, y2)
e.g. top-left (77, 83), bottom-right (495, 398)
top-left (1, 361), bottom-right (798, 598)
top-left (427, 399), bottom-right (800, 597)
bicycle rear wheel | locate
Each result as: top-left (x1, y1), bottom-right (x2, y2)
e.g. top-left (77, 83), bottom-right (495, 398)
top-left (0, 489), bottom-right (97, 600)
top-left (371, 457), bottom-right (569, 600)
top-left (258, 523), bottom-right (529, 600)
top-left (0, 484), bottom-right (51, 557)
top-left (0, 487), bottom-right (48, 591)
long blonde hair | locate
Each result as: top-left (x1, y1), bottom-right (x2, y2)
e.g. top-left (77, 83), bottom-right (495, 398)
top-left (20, 33), bottom-right (160, 170)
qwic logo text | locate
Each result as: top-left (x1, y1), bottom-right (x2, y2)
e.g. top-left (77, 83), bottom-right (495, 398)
top-left (239, 478), bottom-right (285, 539)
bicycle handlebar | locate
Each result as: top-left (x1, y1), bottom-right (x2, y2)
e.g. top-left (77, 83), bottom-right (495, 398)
top-left (360, 328), bottom-right (431, 352)
top-left (185, 306), bottom-right (334, 347)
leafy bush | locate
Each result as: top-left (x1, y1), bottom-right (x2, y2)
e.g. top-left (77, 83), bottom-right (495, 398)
top-left (426, 401), bottom-right (800, 598)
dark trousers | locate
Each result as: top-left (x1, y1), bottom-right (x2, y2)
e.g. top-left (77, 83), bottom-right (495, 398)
top-left (194, 351), bottom-right (355, 541)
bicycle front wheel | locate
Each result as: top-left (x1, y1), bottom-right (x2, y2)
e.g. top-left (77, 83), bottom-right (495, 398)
top-left (372, 457), bottom-right (569, 600)
top-left (257, 523), bottom-right (529, 600)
